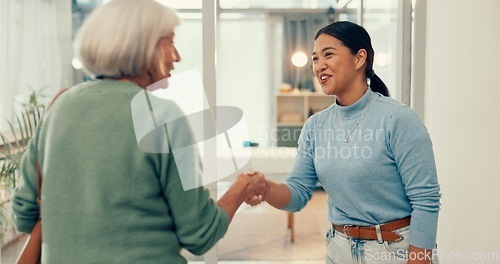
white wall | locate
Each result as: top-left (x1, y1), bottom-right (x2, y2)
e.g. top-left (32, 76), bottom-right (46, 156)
top-left (217, 18), bottom-right (274, 147)
top-left (426, 0), bottom-right (500, 263)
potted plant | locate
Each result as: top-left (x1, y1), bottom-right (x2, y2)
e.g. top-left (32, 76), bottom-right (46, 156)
top-left (0, 89), bottom-right (46, 242)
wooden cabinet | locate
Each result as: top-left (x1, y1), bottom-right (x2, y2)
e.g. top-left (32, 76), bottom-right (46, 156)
top-left (275, 92), bottom-right (335, 147)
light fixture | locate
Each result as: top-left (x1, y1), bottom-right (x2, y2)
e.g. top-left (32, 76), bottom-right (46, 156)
top-left (291, 51), bottom-right (308, 68)
top-left (291, 51), bottom-right (308, 92)
top-left (375, 52), bottom-right (389, 67)
top-left (72, 58), bottom-right (83, 70)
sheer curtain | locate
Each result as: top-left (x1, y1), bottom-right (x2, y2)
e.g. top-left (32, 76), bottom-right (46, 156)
top-left (0, 0), bottom-right (70, 132)
top-left (282, 14), bottom-right (328, 91)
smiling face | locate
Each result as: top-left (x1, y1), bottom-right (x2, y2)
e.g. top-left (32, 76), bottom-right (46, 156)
top-left (312, 34), bottom-right (366, 98)
top-left (147, 34), bottom-right (181, 89)
top-left (157, 34), bottom-right (180, 79)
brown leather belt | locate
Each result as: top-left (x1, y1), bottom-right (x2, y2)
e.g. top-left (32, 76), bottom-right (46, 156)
top-left (332, 216), bottom-right (410, 242)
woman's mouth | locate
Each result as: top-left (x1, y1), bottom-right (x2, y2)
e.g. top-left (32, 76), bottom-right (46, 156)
top-left (319, 74), bottom-right (332, 84)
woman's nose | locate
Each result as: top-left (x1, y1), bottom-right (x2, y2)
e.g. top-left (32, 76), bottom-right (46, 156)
top-left (173, 46), bottom-right (181, 62)
top-left (313, 60), bottom-right (327, 73)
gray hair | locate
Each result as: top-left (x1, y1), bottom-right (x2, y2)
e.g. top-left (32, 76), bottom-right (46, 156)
top-left (74, 0), bottom-right (180, 78)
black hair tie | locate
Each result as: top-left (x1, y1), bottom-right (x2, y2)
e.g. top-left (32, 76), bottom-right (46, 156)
top-left (367, 70), bottom-right (376, 78)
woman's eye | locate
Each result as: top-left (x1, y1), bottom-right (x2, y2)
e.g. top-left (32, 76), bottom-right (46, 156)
top-left (312, 56), bottom-right (318, 62)
top-left (324, 52), bottom-right (333, 57)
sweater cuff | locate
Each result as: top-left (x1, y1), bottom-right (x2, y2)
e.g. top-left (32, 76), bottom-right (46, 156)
top-left (218, 206), bottom-right (231, 233)
top-left (281, 182), bottom-right (303, 212)
top-left (13, 216), bottom-right (38, 234)
top-left (408, 210), bottom-right (439, 249)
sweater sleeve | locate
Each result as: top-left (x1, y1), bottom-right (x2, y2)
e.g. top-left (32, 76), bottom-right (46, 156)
top-left (157, 103), bottom-right (229, 256)
top-left (389, 106), bottom-right (441, 249)
top-left (11, 129), bottom-right (41, 233)
top-left (283, 117), bottom-right (319, 212)
top-left (162, 154), bottom-right (230, 255)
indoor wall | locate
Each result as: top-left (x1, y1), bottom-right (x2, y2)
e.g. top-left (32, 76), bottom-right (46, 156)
top-left (425, 0), bottom-right (500, 263)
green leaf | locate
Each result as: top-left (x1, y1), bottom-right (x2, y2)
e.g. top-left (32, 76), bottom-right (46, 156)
top-left (21, 112), bottom-right (30, 143)
top-left (26, 110), bottom-right (34, 139)
top-left (15, 115), bottom-right (27, 147)
top-left (0, 90), bottom-right (46, 203)
top-left (0, 133), bottom-right (14, 158)
top-left (6, 122), bottom-right (20, 150)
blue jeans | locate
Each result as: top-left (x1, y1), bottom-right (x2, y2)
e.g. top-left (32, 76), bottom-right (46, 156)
top-left (325, 226), bottom-right (439, 264)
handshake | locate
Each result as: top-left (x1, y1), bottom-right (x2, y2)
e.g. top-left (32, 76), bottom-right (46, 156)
top-left (235, 171), bottom-right (270, 206)
top-left (217, 170), bottom-right (271, 219)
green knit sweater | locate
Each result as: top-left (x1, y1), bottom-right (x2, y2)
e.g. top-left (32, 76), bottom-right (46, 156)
top-left (12, 80), bottom-right (229, 263)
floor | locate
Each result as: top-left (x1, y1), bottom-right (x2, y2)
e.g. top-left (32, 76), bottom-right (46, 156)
top-left (1, 234), bottom-right (28, 264)
top-left (1, 189), bottom-right (329, 264)
top-left (184, 188), bottom-right (329, 262)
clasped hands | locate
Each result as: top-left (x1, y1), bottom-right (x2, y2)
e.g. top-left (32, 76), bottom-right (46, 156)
top-left (234, 171), bottom-right (269, 206)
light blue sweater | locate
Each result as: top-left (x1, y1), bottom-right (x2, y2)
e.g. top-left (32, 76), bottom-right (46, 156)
top-left (283, 88), bottom-right (441, 249)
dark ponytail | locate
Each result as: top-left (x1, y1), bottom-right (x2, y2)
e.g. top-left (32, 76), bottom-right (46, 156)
top-left (315, 21), bottom-right (390, 97)
top-left (368, 74), bottom-right (389, 96)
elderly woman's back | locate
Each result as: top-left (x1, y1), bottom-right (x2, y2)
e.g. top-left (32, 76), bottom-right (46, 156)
top-left (13, 80), bottom-right (229, 263)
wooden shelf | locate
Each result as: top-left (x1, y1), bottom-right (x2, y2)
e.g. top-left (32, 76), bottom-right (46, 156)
top-left (275, 93), bottom-right (335, 147)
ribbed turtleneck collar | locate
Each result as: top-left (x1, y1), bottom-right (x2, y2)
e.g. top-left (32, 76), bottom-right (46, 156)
top-left (335, 88), bottom-right (375, 119)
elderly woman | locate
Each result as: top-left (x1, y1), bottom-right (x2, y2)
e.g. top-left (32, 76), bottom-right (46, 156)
top-left (12, 0), bottom-right (267, 263)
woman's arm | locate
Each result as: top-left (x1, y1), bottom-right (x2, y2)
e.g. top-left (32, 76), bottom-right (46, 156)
top-left (389, 106), bottom-right (441, 251)
top-left (11, 128), bottom-right (41, 233)
top-left (246, 117), bottom-right (320, 210)
top-left (263, 179), bottom-right (291, 209)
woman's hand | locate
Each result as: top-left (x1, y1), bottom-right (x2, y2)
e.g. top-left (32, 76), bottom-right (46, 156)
top-left (217, 170), bottom-right (269, 221)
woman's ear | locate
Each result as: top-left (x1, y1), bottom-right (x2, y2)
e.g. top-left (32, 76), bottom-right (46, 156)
top-left (354, 49), bottom-right (367, 71)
